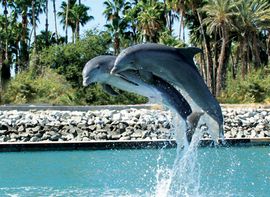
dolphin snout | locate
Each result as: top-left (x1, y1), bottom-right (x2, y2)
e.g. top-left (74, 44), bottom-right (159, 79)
top-left (83, 79), bottom-right (89, 86)
top-left (82, 77), bottom-right (93, 87)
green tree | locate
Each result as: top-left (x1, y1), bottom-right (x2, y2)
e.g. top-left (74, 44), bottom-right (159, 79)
top-left (234, 0), bottom-right (270, 78)
top-left (202, 0), bottom-right (235, 96)
top-left (136, 0), bottom-right (166, 42)
top-left (70, 3), bottom-right (93, 41)
top-left (103, 0), bottom-right (130, 54)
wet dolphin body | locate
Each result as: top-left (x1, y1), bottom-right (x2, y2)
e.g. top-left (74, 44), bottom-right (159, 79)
top-left (82, 55), bottom-right (202, 142)
top-left (111, 43), bottom-right (224, 141)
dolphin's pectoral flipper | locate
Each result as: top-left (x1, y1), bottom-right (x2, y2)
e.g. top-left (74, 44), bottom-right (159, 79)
top-left (186, 112), bottom-right (204, 142)
top-left (102, 84), bottom-right (119, 96)
top-left (115, 73), bottom-right (139, 86)
top-left (139, 70), bottom-right (154, 84)
top-left (176, 47), bottom-right (202, 65)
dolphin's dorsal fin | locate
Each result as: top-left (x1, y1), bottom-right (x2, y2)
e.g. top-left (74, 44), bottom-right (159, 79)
top-left (176, 47), bottom-right (202, 65)
top-left (102, 84), bottom-right (119, 96)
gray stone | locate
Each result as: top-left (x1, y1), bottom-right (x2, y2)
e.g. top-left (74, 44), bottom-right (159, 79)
top-left (0, 130), bottom-right (7, 135)
top-left (88, 125), bottom-right (96, 131)
top-left (120, 136), bottom-right (131, 140)
top-left (50, 134), bottom-right (61, 141)
top-left (30, 136), bottom-right (39, 142)
top-left (111, 134), bottom-right (121, 140)
top-left (32, 126), bottom-right (41, 133)
top-left (95, 133), bottom-right (107, 140)
top-left (18, 125), bottom-right (25, 132)
top-left (82, 137), bottom-right (90, 141)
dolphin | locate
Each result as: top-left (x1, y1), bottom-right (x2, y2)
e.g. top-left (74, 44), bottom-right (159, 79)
top-left (111, 43), bottom-right (224, 141)
top-left (82, 55), bottom-right (203, 142)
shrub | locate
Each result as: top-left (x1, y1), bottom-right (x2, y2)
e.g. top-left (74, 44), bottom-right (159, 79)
top-left (2, 68), bottom-right (77, 105)
top-left (219, 67), bottom-right (270, 103)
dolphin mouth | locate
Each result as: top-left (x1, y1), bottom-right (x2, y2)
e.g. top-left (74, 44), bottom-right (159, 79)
top-left (115, 73), bottom-right (139, 86)
top-left (110, 67), bottom-right (118, 74)
top-left (83, 77), bottom-right (95, 87)
top-left (110, 66), bottom-right (128, 74)
top-left (83, 79), bottom-right (89, 87)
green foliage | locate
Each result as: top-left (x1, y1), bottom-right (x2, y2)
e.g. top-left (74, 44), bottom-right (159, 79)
top-left (159, 30), bottom-right (186, 47)
top-left (218, 67), bottom-right (270, 103)
top-left (2, 68), bottom-right (76, 105)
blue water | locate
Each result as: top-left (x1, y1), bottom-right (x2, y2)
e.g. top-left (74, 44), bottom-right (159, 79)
top-left (0, 146), bottom-right (269, 197)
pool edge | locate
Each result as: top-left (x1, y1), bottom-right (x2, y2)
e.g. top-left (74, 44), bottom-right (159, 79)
top-left (0, 138), bottom-right (269, 152)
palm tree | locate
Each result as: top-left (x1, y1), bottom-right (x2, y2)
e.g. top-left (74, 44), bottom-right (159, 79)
top-left (136, 0), bottom-right (165, 42)
top-left (70, 3), bottom-right (93, 41)
top-left (171, 0), bottom-right (185, 40)
top-left (234, 0), bottom-right (270, 78)
top-left (58, 0), bottom-right (77, 43)
top-left (65, 0), bottom-right (71, 43)
top-left (202, 0), bottom-right (235, 96)
top-left (14, 0), bottom-right (31, 69)
top-left (103, 0), bottom-right (130, 54)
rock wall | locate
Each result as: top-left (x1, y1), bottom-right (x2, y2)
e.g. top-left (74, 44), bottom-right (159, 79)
top-left (0, 107), bottom-right (269, 142)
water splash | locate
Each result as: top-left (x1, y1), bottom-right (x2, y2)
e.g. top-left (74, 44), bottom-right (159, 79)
top-left (154, 112), bottom-right (207, 197)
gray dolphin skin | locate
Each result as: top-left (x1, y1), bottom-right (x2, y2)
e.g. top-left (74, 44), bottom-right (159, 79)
top-left (82, 55), bottom-right (201, 142)
top-left (111, 43), bottom-right (224, 141)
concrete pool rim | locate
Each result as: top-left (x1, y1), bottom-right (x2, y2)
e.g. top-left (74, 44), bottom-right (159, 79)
top-left (0, 138), bottom-right (269, 152)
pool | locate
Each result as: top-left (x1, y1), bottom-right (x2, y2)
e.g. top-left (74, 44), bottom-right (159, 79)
top-left (0, 146), bottom-right (269, 196)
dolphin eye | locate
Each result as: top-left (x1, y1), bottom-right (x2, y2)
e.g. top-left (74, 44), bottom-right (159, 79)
top-left (96, 65), bottom-right (100, 69)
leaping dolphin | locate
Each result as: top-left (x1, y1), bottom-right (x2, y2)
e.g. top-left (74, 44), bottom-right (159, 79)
top-left (82, 55), bottom-right (203, 143)
top-left (111, 43), bottom-right (224, 141)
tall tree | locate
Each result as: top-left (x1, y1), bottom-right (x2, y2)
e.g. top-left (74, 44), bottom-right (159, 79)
top-left (136, 0), bottom-right (166, 42)
top-left (202, 0), bottom-right (234, 96)
top-left (13, 0), bottom-right (31, 70)
top-left (45, 0), bottom-right (49, 46)
top-left (58, 0), bottom-right (77, 43)
top-left (70, 3), bottom-right (93, 41)
top-left (103, 0), bottom-right (130, 54)
top-left (65, 0), bottom-right (71, 43)
top-left (234, 0), bottom-right (270, 78)
top-left (52, 0), bottom-right (58, 40)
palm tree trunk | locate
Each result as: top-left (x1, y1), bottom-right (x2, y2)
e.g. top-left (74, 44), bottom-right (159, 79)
top-left (45, 0), bottom-right (49, 46)
top-left (179, 10), bottom-right (183, 40)
top-left (241, 40), bottom-right (247, 79)
top-left (32, 0), bottom-right (37, 52)
top-left (216, 25), bottom-right (228, 97)
top-left (4, 0), bottom-right (8, 62)
top-left (252, 32), bottom-right (261, 68)
top-left (0, 42), bottom-right (3, 93)
top-left (78, 0), bottom-right (81, 37)
top-left (21, 8), bottom-right (29, 70)
top-left (267, 32), bottom-right (270, 64)
top-left (65, 0), bottom-right (71, 44)
top-left (76, 20), bottom-right (80, 41)
top-left (197, 10), bottom-right (214, 94)
top-left (114, 33), bottom-right (120, 55)
top-left (52, 0), bottom-right (58, 41)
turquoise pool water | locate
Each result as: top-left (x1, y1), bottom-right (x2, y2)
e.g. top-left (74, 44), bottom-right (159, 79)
top-left (0, 146), bottom-right (269, 197)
